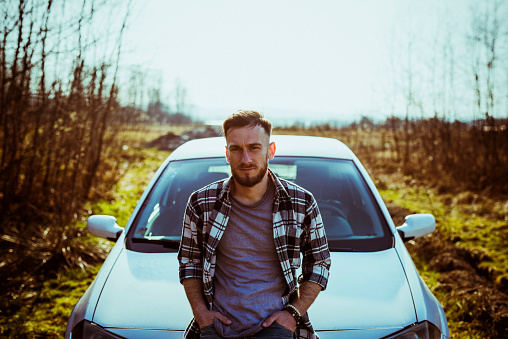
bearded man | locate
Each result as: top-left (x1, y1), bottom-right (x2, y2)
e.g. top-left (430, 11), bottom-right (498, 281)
top-left (178, 110), bottom-right (331, 339)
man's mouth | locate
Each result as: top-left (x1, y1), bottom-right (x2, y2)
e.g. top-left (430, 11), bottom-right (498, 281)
top-left (238, 166), bottom-right (256, 171)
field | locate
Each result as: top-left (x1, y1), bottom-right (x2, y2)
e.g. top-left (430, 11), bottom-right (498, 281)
top-left (1, 124), bottom-right (507, 338)
top-left (276, 126), bottom-right (508, 337)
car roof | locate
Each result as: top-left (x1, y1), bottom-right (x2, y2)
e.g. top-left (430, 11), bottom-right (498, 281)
top-left (168, 135), bottom-right (355, 161)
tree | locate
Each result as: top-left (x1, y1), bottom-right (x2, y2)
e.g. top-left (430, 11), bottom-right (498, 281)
top-left (171, 78), bottom-right (192, 116)
top-left (0, 0), bottom-right (131, 269)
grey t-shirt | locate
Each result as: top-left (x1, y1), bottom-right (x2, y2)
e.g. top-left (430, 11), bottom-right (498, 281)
top-left (212, 181), bottom-right (287, 338)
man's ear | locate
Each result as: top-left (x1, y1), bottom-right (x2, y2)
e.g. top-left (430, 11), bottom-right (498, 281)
top-left (225, 146), bottom-right (230, 163)
top-left (268, 142), bottom-right (276, 160)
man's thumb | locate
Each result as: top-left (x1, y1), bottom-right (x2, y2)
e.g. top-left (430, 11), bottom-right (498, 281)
top-left (262, 315), bottom-right (276, 327)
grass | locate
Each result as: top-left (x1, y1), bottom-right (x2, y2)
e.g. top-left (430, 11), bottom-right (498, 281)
top-left (5, 125), bottom-right (505, 338)
top-left (0, 145), bottom-right (171, 338)
top-left (19, 266), bottom-right (101, 337)
top-left (282, 125), bottom-right (508, 338)
top-left (378, 178), bottom-right (508, 287)
top-left (377, 175), bottom-right (507, 338)
top-left (88, 146), bottom-right (171, 227)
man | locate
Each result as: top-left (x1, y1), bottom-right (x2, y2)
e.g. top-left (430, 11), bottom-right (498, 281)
top-left (178, 110), bottom-right (331, 339)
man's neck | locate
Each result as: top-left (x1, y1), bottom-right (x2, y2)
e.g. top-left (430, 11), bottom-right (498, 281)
top-left (231, 175), bottom-right (270, 206)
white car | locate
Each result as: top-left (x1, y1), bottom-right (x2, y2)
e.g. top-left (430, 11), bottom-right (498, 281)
top-left (66, 135), bottom-right (449, 339)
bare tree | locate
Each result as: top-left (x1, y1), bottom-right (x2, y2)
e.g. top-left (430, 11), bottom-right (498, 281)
top-left (468, 0), bottom-right (508, 183)
top-left (383, 0), bottom-right (508, 192)
top-left (171, 78), bottom-right (192, 116)
top-left (0, 0), bottom-right (132, 271)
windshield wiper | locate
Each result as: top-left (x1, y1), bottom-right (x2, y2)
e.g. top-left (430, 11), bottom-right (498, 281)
top-left (131, 237), bottom-right (180, 249)
top-left (330, 247), bottom-right (357, 252)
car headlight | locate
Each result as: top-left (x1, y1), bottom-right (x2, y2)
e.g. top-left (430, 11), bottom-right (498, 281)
top-left (70, 320), bottom-right (126, 339)
top-left (382, 321), bottom-right (443, 339)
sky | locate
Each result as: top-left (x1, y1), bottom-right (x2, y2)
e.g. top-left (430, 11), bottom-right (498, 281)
top-left (120, 0), bottom-right (474, 125)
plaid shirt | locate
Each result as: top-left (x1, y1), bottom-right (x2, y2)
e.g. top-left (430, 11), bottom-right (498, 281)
top-left (178, 169), bottom-right (331, 339)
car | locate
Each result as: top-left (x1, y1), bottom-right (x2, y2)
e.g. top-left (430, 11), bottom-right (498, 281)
top-left (65, 135), bottom-right (449, 339)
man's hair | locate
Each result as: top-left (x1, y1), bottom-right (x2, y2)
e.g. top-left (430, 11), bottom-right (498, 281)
top-left (223, 110), bottom-right (272, 138)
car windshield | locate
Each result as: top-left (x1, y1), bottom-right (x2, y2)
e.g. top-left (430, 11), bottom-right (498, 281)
top-left (127, 157), bottom-right (393, 253)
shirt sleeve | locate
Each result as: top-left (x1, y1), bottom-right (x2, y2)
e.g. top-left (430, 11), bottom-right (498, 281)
top-left (300, 194), bottom-right (331, 290)
top-left (177, 194), bottom-right (204, 283)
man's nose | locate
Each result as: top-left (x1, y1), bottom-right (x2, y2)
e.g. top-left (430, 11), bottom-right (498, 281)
top-left (241, 149), bottom-right (251, 162)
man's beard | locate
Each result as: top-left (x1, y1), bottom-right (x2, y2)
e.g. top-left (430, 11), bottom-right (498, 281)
top-left (231, 160), bottom-right (268, 188)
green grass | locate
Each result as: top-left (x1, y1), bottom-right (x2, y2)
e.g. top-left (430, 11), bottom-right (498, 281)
top-left (87, 147), bottom-right (171, 226)
top-left (24, 266), bottom-right (101, 337)
top-left (0, 266), bottom-right (101, 338)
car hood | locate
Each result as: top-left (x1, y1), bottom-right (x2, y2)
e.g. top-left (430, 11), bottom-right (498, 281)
top-left (310, 248), bottom-right (416, 332)
top-left (93, 248), bottom-right (416, 332)
top-left (93, 249), bottom-right (192, 330)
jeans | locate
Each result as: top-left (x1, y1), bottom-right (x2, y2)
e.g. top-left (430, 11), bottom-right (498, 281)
top-left (200, 322), bottom-right (294, 339)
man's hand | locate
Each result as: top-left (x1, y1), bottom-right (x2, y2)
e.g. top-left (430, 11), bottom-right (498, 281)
top-left (196, 309), bottom-right (231, 329)
top-left (262, 310), bottom-right (297, 332)
top-left (262, 281), bottom-right (323, 332)
top-left (182, 278), bottom-right (232, 329)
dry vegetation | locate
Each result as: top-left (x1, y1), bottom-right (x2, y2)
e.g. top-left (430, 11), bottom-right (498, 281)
top-left (0, 124), bottom-right (179, 337)
top-left (1, 119), bottom-right (506, 337)
top-left (0, 1), bottom-right (192, 335)
top-left (1, 0), bottom-right (130, 277)
top-left (277, 118), bottom-right (508, 196)
top-left (276, 121), bottom-right (508, 338)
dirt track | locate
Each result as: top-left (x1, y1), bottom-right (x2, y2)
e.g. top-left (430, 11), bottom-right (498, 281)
top-left (144, 126), bottom-right (221, 151)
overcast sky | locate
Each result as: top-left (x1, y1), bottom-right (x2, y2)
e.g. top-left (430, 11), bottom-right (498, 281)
top-left (120, 0), bottom-right (473, 125)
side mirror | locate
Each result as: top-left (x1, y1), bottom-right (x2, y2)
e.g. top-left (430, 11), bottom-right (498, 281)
top-left (87, 215), bottom-right (124, 242)
top-left (397, 214), bottom-right (436, 242)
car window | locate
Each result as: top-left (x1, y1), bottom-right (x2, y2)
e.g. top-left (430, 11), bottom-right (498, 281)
top-left (272, 158), bottom-right (392, 251)
top-left (127, 157), bottom-right (392, 252)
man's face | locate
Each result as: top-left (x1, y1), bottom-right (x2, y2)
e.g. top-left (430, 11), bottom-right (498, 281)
top-left (225, 125), bottom-right (275, 188)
